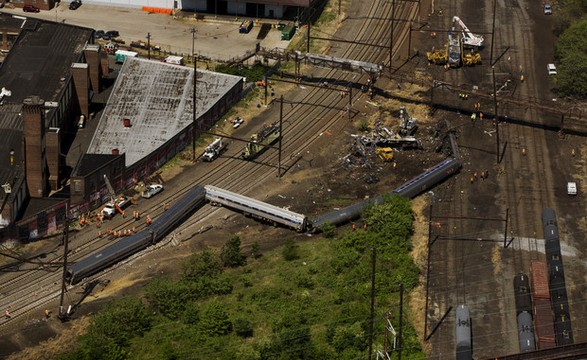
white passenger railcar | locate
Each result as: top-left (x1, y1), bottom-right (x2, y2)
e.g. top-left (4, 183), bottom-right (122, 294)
top-left (204, 185), bottom-right (308, 231)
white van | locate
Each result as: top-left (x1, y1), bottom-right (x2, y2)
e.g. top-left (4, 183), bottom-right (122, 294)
top-left (567, 182), bottom-right (577, 195)
top-left (547, 64), bottom-right (557, 76)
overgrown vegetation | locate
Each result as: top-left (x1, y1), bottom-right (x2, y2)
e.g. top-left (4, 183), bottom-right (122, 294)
top-left (552, 2), bottom-right (587, 97)
top-left (58, 196), bottom-right (426, 359)
top-left (215, 63), bottom-right (267, 82)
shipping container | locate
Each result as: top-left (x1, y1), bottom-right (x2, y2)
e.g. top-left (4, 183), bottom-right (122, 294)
top-left (534, 298), bottom-right (555, 349)
top-left (531, 260), bottom-right (550, 300)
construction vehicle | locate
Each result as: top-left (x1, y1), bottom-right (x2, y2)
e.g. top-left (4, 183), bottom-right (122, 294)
top-left (202, 138), bottom-right (227, 162)
top-left (448, 31), bottom-right (462, 68)
top-left (376, 147), bottom-right (394, 162)
top-left (462, 51), bottom-right (482, 66)
top-left (101, 174), bottom-right (130, 219)
top-left (452, 16), bottom-right (484, 48)
top-left (398, 106), bottom-right (418, 136)
top-left (242, 122), bottom-right (280, 160)
top-left (427, 44), bottom-right (448, 65)
top-left (428, 35), bottom-right (481, 67)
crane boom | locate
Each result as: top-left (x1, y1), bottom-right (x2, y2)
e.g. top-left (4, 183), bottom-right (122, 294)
top-left (103, 174), bottom-right (116, 202)
top-left (452, 16), bottom-right (484, 48)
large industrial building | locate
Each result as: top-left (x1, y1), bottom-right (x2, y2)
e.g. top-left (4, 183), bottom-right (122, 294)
top-left (0, 13), bottom-right (243, 242)
top-left (0, 14), bottom-right (98, 240)
top-left (70, 57), bottom-right (243, 211)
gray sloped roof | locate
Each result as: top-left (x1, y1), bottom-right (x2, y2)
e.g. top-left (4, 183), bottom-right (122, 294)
top-left (87, 57), bottom-right (242, 167)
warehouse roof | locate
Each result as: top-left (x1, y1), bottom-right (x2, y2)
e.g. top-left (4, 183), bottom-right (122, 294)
top-left (0, 17), bottom-right (93, 105)
top-left (87, 57), bottom-right (243, 167)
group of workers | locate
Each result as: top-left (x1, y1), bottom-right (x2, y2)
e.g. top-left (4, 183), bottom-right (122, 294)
top-left (469, 169), bottom-right (490, 184)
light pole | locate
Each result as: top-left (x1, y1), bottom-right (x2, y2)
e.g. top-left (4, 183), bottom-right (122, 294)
top-left (191, 28), bottom-right (197, 161)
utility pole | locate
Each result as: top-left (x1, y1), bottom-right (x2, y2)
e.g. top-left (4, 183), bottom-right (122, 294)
top-left (191, 28), bottom-right (197, 161)
top-left (58, 205), bottom-right (69, 321)
top-left (398, 283), bottom-right (404, 360)
top-left (368, 247), bottom-right (377, 360)
top-left (492, 67), bottom-right (500, 164)
top-left (147, 33), bottom-right (151, 60)
top-left (278, 95), bottom-right (283, 177)
top-left (389, 0), bottom-right (395, 70)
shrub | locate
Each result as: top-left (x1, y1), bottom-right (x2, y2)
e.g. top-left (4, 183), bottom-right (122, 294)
top-left (282, 239), bottom-right (299, 261)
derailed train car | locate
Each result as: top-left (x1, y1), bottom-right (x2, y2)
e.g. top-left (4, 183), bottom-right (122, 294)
top-left (67, 185), bottom-right (206, 284)
top-left (312, 157), bottom-right (461, 228)
top-left (204, 185), bottom-right (308, 231)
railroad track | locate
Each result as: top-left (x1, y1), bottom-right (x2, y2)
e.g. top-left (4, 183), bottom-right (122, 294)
top-left (0, 0), bottom-right (421, 335)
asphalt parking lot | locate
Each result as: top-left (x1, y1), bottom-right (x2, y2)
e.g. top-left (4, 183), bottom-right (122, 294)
top-left (0, 4), bottom-right (287, 60)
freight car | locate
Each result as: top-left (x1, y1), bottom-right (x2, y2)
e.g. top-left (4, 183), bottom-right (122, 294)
top-left (311, 157), bottom-right (461, 228)
top-left (456, 304), bottom-right (472, 360)
top-left (513, 273), bottom-right (533, 315)
top-left (534, 298), bottom-right (556, 349)
top-left (204, 185), bottom-right (308, 231)
top-left (541, 208), bottom-right (574, 346)
top-left (67, 185), bottom-right (206, 284)
top-left (517, 311), bottom-right (536, 352)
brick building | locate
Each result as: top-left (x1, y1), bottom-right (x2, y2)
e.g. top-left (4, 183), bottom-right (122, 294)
top-left (0, 14), bottom-right (95, 238)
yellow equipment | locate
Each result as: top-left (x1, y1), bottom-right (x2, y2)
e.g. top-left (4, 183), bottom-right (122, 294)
top-left (376, 147), bottom-right (394, 162)
top-left (426, 44), bottom-right (448, 65)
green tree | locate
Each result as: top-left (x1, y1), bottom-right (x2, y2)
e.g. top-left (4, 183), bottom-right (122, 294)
top-left (221, 236), bottom-right (247, 267)
top-left (233, 317), bottom-right (254, 338)
top-left (321, 222), bottom-right (336, 238)
top-left (555, 17), bottom-right (587, 97)
top-left (281, 239), bottom-right (300, 261)
top-left (251, 241), bottom-right (262, 259)
top-left (87, 297), bottom-right (152, 348)
top-left (144, 277), bottom-right (194, 319)
top-left (199, 302), bottom-right (232, 336)
top-left (182, 250), bottom-right (223, 281)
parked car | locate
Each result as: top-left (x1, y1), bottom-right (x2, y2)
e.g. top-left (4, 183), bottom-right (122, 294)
top-left (102, 33), bottom-right (111, 41)
top-left (142, 184), bottom-right (164, 199)
top-left (547, 63), bottom-right (557, 76)
top-left (23, 5), bottom-right (40, 12)
top-left (544, 4), bottom-right (552, 15)
top-left (106, 30), bottom-right (120, 38)
top-left (95, 30), bottom-right (105, 39)
top-left (232, 117), bottom-right (244, 129)
top-left (69, 0), bottom-right (81, 10)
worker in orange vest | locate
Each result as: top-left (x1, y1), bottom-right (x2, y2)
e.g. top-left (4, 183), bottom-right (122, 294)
top-left (146, 215), bottom-right (152, 226)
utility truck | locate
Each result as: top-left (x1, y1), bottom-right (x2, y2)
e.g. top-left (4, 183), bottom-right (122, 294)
top-left (202, 138), bottom-right (227, 162)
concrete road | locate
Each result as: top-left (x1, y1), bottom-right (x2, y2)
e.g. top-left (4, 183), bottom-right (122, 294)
top-left (0, 4), bottom-right (287, 61)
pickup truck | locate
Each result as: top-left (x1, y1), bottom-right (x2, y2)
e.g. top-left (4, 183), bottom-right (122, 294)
top-left (142, 184), bottom-right (164, 199)
top-left (102, 196), bottom-right (131, 218)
